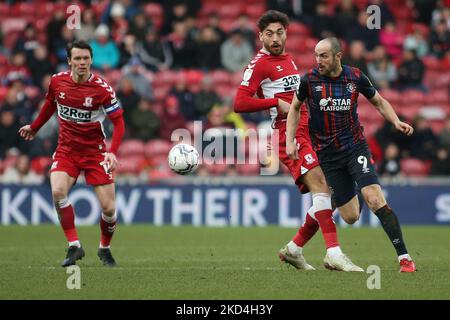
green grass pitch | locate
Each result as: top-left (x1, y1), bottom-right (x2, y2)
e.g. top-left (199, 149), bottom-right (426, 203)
top-left (0, 225), bottom-right (449, 299)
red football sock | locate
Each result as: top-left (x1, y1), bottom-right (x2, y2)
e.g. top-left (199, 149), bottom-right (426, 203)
top-left (59, 204), bottom-right (79, 243)
top-left (293, 211), bottom-right (319, 247)
top-left (315, 209), bottom-right (339, 248)
top-left (100, 213), bottom-right (117, 247)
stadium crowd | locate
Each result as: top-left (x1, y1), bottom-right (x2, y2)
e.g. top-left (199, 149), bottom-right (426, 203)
top-left (0, 0), bottom-right (449, 184)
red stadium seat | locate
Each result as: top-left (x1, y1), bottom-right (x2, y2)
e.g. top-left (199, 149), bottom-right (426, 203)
top-left (422, 56), bottom-right (441, 71)
top-left (118, 139), bottom-right (145, 157)
top-left (144, 139), bottom-right (173, 158)
top-left (0, 86), bottom-right (8, 103)
top-left (30, 156), bottom-right (52, 175)
top-left (218, 4), bottom-right (242, 19)
top-left (401, 90), bottom-right (426, 105)
top-left (288, 22), bottom-right (311, 37)
top-left (208, 70), bottom-right (231, 85)
top-left (379, 89), bottom-right (401, 104)
top-left (117, 156), bottom-right (145, 175)
top-left (244, 4), bottom-right (266, 19)
top-left (144, 2), bottom-right (163, 18)
top-left (204, 162), bottom-right (230, 176)
top-left (236, 163), bottom-right (260, 176)
top-left (425, 89), bottom-right (449, 105)
top-left (400, 158), bottom-right (431, 177)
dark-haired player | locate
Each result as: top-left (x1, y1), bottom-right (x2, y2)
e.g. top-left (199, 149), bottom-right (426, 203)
top-left (19, 40), bottom-right (125, 267)
top-left (234, 11), bottom-right (362, 272)
top-left (286, 37), bottom-right (416, 272)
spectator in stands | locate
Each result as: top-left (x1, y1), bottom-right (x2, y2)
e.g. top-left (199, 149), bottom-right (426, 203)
top-left (129, 12), bottom-right (152, 42)
top-left (13, 23), bottom-right (40, 61)
top-left (3, 52), bottom-right (32, 86)
top-left (310, 1), bottom-right (339, 39)
top-left (378, 142), bottom-right (402, 177)
top-left (404, 26), bottom-right (429, 58)
top-left (194, 76), bottom-right (222, 120)
top-left (167, 20), bottom-right (197, 69)
top-left (118, 33), bottom-right (137, 68)
top-left (342, 40), bottom-right (368, 75)
top-left (74, 8), bottom-right (97, 42)
top-left (122, 57), bottom-right (154, 101)
top-left (1, 86), bottom-right (32, 126)
top-left (411, 0), bottom-right (439, 25)
top-left (367, 45), bottom-right (397, 89)
top-left (429, 19), bottom-right (450, 59)
top-left (101, 0), bottom-right (139, 26)
top-left (221, 30), bottom-right (254, 73)
top-left (46, 9), bottom-right (66, 54)
top-left (375, 118), bottom-right (411, 157)
top-left (408, 115), bottom-right (439, 160)
top-left (52, 26), bottom-right (76, 71)
top-left (438, 117), bottom-right (450, 153)
top-left (0, 153), bottom-right (44, 185)
top-left (28, 45), bottom-right (55, 88)
top-left (195, 26), bottom-right (222, 71)
top-left (28, 99), bottom-right (58, 158)
top-left (334, 0), bottom-right (359, 37)
top-left (431, 2), bottom-right (450, 29)
top-left (345, 10), bottom-right (380, 51)
top-left (130, 99), bottom-right (160, 141)
top-left (430, 147), bottom-right (450, 175)
top-left (136, 28), bottom-right (173, 72)
top-left (0, 106), bottom-right (25, 159)
top-left (90, 24), bottom-right (120, 71)
top-left (109, 2), bottom-right (130, 44)
top-left (117, 78), bottom-right (141, 126)
top-left (231, 14), bottom-right (257, 50)
top-left (368, 0), bottom-right (395, 27)
top-left (397, 49), bottom-right (426, 92)
top-left (158, 95), bottom-right (187, 141)
top-left (379, 22), bottom-right (405, 61)
top-left (161, 1), bottom-right (190, 35)
top-left (169, 75), bottom-right (197, 121)
top-left (206, 13), bottom-right (227, 44)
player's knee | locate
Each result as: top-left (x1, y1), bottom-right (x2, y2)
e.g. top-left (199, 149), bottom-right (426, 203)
top-left (365, 195), bottom-right (384, 211)
top-left (52, 188), bottom-right (67, 201)
top-left (343, 214), bottom-right (360, 225)
top-left (102, 206), bottom-right (115, 216)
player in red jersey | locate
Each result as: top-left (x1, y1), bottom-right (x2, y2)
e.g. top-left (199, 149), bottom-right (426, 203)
top-left (234, 11), bottom-right (362, 271)
top-left (19, 40), bottom-right (125, 267)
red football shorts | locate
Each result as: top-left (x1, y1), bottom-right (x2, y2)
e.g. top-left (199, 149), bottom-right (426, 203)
top-left (50, 151), bottom-right (114, 185)
top-left (275, 120), bottom-right (320, 193)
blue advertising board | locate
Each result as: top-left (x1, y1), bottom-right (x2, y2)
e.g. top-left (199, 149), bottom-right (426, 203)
top-left (0, 182), bottom-right (449, 226)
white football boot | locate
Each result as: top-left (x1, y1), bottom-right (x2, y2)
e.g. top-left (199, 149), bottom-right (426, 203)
top-left (323, 253), bottom-right (364, 272)
top-left (278, 246), bottom-right (316, 270)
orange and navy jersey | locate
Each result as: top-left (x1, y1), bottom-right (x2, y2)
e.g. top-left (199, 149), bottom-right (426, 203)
top-left (296, 65), bottom-right (377, 153)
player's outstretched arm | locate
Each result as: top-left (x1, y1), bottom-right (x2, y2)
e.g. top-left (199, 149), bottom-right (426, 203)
top-left (286, 95), bottom-right (303, 160)
top-left (369, 92), bottom-right (414, 136)
top-left (18, 125), bottom-right (37, 141)
top-left (18, 99), bottom-right (57, 141)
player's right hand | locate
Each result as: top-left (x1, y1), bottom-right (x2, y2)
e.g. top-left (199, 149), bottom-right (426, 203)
top-left (18, 125), bottom-right (36, 141)
top-left (286, 140), bottom-right (300, 160)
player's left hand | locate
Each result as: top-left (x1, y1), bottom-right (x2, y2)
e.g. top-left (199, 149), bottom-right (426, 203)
top-left (101, 152), bottom-right (118, 173)
top-left (394, 120), bottom-right (414, 136)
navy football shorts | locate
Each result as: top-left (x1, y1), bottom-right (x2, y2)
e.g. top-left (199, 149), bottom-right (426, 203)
top-left (318, 141), bottom-right (379, 207)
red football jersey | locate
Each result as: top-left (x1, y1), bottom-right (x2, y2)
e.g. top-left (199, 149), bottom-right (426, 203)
top-left (45, 71), bottom-right (122, 155)
top-left (237, 48), bottom-right (309, 131)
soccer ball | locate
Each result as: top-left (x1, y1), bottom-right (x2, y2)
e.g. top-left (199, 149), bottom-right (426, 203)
top-left (168, 143), bottom-right (200, 175)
